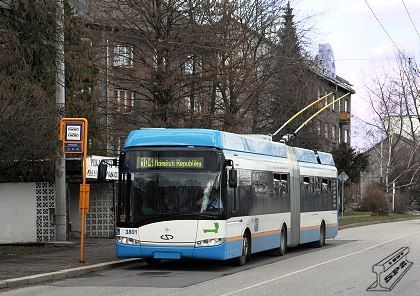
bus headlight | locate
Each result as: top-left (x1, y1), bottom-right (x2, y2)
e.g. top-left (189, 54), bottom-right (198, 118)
top-left (116, 236), bottom-right (140, 245)
top-left (195, 238), bottom-right (225, 247)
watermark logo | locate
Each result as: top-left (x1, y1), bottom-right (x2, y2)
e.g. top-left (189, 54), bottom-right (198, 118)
top-left (367, 247), bottom-right (413, 291)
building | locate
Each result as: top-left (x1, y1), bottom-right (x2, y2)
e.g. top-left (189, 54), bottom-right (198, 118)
top-left (313, 44), bottom-right (354, 150)
top-left (360, 134), bottom-right (420, 196)
top-left (387, 115), bottom-right (420, 142)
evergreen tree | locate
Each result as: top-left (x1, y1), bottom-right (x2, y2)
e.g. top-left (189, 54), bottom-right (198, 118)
top-left (263, 2), bottom-right (319, 149)
top-left (0, 0), bottom-right (100, 179)
top-left (278, 2), bottom-right (301, 59)
top-left (332, 143), bottom-right (369, 184)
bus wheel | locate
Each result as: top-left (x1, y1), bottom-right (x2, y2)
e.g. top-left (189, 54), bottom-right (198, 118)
top-left (314, 223), bottom-right (326, 248)
top-left (145, 258), bottom-right (161, 266)
top-left (234, 234), bottom-right (250, 266)
top-left (272, 226), bottom-right (287, 256)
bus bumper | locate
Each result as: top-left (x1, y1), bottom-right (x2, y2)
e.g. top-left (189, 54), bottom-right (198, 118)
top-left (116, 242), bottom-right (227, 260)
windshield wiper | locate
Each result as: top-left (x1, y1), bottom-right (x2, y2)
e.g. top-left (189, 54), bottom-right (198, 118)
top-left (196, 213), bottom-right (222, 218)
top-left (165, 212), bottom-right (222, 219)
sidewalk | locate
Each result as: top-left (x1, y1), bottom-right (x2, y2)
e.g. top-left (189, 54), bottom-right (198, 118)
top-left (0, 238), bottom-right (140, 289)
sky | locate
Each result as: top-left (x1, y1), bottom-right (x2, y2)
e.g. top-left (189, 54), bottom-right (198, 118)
top-left (292, 0), bottom-right (420, 150)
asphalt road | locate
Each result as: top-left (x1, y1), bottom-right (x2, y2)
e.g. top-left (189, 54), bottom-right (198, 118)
top-left (2, 219), bottom-right (420, 296)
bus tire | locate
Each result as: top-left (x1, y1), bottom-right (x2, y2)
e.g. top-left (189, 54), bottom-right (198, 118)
top-left (233, 233), bottom-right (250, 266)
top-left (273, 226), bottom-right (287, 256)
top-left (314, 222), bottom-right (326, 248)
top-left (144, 258), bottom-right (161, 266)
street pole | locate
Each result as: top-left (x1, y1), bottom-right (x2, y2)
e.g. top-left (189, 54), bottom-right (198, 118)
top-left (55, 0), bottom-right (67, 241)
top-left (342, 181), bottom-right (344, 217)
top-left (392, 182), bottom-right (395, 213)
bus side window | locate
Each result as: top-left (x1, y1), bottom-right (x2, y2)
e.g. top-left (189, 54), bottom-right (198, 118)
top-left (274, 173), bottom-right (281, 197)
top-left (322, 178), bottom-right (328, 192)
top-left (280, 174), bottom-right (288, 199)
top-left (238, 169), bottom-right (252, 216)
top-left (332, 178), bottom-right (337, 209)
top-left (273, 173), bottom-right (281, 212)
top-left (314, 177), bottom-right (321, 195)
top-left (303, 176), bottom-right (310, 194)
top-left (302, 176), bottom-right (311, 212)
top-left (280, 174), bottom-right (289, 212)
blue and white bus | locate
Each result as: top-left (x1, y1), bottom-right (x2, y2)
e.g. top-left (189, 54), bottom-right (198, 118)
top-left (114, 128), bottom-right (338, 266)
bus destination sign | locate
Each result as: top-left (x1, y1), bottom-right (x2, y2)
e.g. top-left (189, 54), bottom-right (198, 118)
top-left (137, 157), bottom-right (204, 169)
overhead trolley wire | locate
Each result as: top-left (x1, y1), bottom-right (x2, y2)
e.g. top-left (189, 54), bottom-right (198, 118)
top-left (364, 0), bottom-right (405, 58)
top-left (401, 0), bottom-right (420, 42)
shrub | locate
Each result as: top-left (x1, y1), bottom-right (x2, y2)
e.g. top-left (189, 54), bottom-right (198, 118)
top-left (360, 185), bottom-right (389, 215)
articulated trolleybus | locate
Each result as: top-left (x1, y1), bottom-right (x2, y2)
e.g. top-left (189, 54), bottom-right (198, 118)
top-left (115, 128), bottom-right (338, 266)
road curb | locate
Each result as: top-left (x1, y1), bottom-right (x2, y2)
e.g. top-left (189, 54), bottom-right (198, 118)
top-left (339, 216), bottom-right (420, 230)
top-left (0, 258), bottom-right (141, 290)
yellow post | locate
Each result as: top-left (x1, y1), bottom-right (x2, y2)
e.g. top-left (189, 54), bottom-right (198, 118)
top-left (60, 118), bottom-right (89, 263)
top-left (79, 119), bottom-right (88, 263)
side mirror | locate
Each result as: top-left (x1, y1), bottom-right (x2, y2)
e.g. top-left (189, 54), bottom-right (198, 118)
top-left (97, 161), bottom-right (108, 182)
top-left (225, 159), bottom-right (234, 167)
top-left (228, 168), bottom-right (238, 188)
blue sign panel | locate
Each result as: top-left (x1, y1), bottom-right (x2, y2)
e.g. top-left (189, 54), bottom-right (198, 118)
top-left (64, 143), bottom-right (83, 153)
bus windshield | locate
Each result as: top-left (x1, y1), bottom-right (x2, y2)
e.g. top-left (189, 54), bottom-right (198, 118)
top-left (117, 149), bottom-right (224, 226)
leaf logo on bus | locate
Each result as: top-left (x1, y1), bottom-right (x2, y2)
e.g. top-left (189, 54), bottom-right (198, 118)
top-left (203, 222), bottom-right (219, 234)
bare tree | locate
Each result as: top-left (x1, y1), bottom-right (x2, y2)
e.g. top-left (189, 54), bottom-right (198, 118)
top-left (89, 0), bottom-right (286, 139)
top-left (362, 53), bottom-right (420, 210)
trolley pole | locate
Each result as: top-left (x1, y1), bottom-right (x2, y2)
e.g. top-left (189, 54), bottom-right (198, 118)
top-left (60, 118), bottom-right (90, 263)
top-left (282, 93), bottom-right (351, 144)
top-left (272, 92), bottom-right (333, 137)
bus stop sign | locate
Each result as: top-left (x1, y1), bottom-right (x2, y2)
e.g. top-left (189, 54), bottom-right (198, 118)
top-left (60, 119), bottom-right (87, 154)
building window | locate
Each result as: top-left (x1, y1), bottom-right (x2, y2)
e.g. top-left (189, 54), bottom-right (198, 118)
top-left (338, 128), bottom-right (341, 143)
top-left (344, 98), bottom-right (349, 112)
top-left (332, 125), bottom-right (336, 142)
top-left (324, 124), bottom-right (328, 139)
top-left (344, 129), bottom-right (349, 143)
top-left (113, 45), bottom-right (133, 67)
top-left (338, 98), bottom-right (342, 112)
top-left (332, 94), bottom-right (336, 111)
top-left (117, 137), bottom-right (122, 154)
top-left (184, 55), bottom-right (194, 75)
top-left (324, 92), bottom-right (328, 107)
top-left (115, 89), bottom-right (134, 112)
top-left (153, 49), bottom-right (166, 69)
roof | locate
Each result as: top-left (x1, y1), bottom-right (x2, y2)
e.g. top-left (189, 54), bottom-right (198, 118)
top-left (363, 133), bottom-right (418, 155)
top-left (309, 65), bottom-right (356, 94)
top-left (124, 128), bottom-right (287, 158)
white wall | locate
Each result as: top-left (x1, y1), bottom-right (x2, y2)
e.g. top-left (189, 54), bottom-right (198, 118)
top-left (0, 183), bottom-right (37, 243)
top-left (388, 116), bottom-right (420, 140)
